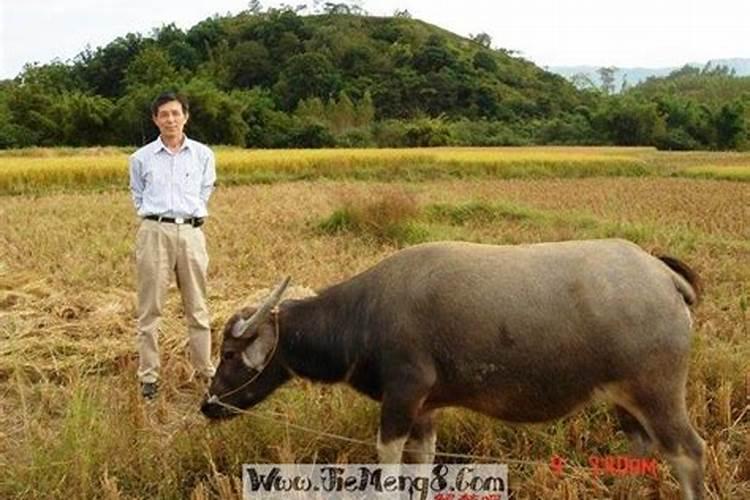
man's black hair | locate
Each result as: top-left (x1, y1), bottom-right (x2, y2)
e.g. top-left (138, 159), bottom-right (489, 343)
top-left (151, 92), bottom-right (189, 116)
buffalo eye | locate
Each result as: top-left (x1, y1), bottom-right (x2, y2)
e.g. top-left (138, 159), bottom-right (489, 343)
top-left (222, 351), bottom-right (236, 362)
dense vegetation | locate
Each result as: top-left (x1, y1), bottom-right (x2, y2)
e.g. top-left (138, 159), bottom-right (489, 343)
top-left (0, 5), bottom-right (747, 150)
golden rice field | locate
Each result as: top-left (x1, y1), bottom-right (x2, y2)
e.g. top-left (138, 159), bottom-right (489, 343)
top-left (0, 146), bottom-right (748, 499)
top-left (0, 146), bottom-right (749, 196)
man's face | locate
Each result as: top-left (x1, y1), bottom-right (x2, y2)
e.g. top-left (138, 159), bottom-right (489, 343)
top-left (153, 100), bottom-right (188, 141)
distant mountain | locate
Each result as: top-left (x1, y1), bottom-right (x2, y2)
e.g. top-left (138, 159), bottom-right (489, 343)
top-left (547, 58), bottom-right (750, 91)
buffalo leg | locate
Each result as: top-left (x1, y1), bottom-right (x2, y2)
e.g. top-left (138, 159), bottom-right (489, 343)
top-left (614, 405), bottom-right (653, 456)
top-left (403, 411), bottom-right (437, 464)
top-left (624, 383), bottom-right (705, 500)
top-left (377, 378), bottom-right (433, 464)
top-left (376, 430), bottom-right (408, 464)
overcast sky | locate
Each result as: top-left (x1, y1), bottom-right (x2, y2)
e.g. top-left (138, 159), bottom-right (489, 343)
top-left (1, 0), bottom-right (748, 79)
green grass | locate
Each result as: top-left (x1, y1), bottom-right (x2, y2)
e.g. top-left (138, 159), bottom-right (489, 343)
top-left (319, 196), bottom-right (732, 254)
top-left (678, 165), bottom-right (750, 182)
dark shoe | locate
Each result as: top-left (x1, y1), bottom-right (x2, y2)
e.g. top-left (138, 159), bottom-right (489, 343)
top-left (141, 381), bottom-right (158, 400)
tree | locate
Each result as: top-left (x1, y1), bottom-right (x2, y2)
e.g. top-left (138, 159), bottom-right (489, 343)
top-left (472, 51), bottom-right (497, 72)
top-left (322, 2), bottom-right (366, 15)
top-left (17, 62), bottom-right (83, 93)
top-left (0, 83), bottom-right (31, 147)
top-left (124, 46), bottom-right (179, 89)
top-left (152, 23), bottom-right (184, 47)
top-left (113, 82), bottom-right (166, 145)
top-left (341, 46), bottom-right (375, 76)
top-left (404, 117), bottom-right (450, 147)
top-left (196, 39), bottom-right (233, 88)
top-left (714, 101), bottom-right (746, 149)
top-left (419, 67), bottom-right (460, 116)
top-left (355, 90), bottom-right (375, 126)
top-left (275, 53), bottom-right (340, 110)
top-left (323, 3), bottom-right (350, 14)
top-left (413, 35), bottom-right (456, 74)
top-left (470, 32), bottom-right (492, 49)
top-left (186, 17), bottom-right (227, 60)
top-left (295, 97), bottom-right (326, 121)
top-left (570, 72), bottom-right (597, 91)
top-left (181, 78), bottom-right (250, 145)
top-left (653, 95), bottom-right (713, 149)
top-left (250, 8), bottom-right (310, 58)
top-left (247, 0), bottom-right (264, 14)
top-left (74, 33), bottom-right (147, 97)
top-left (5, 83), bottom-right (64, 146)
top-left (288, 119), bottom-right (335, 147)
top-left (373, 67), bottom-right (424, 118)
top-left (232, 87), bottom-right (284, 147)
top-left (473, 84), bottom-right (501, 119)
top-left (536, 113), bottom-right (595, 145)
top-left (597, 66), bottom-right (617, 95)
top-left (593, 96), bottom-right (666, 146)
top-left (329, 92), bottom-right (355, 132)
top-left (275, 31), bottom-right (303, 61)
top-left (226, 41), bottom-right (274, 88)
top-left (61, 92), bottom-right (115, 146)
top-left (153, 23), bottom-right (200, 71)
top-left (620, 74), bottom-right (630, 93)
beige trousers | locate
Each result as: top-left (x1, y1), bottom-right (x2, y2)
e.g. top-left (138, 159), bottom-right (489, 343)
top-left (135, 219), bottom-right (215, 383)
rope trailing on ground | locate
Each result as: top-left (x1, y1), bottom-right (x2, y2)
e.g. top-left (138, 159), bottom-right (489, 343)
top-left (211, 399), bottom-right (571, 468)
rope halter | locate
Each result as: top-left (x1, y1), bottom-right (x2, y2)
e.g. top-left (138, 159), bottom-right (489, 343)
top-left (206, 277), bottom-right (290, 404)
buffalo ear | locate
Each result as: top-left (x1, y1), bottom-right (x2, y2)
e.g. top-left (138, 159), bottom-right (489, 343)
top-left (241, 323), bottom-right (276, 370)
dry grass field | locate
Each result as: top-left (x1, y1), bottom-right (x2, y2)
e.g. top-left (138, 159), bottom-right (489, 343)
top-left (0, 146), bottom-right (748, 499)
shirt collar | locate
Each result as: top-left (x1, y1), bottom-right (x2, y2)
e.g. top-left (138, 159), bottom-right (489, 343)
top-left (154, 135), bottom-right (192, 154)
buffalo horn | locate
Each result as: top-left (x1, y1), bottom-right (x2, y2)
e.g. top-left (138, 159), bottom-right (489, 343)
top-left (232, 276), bottom-right (291, 338)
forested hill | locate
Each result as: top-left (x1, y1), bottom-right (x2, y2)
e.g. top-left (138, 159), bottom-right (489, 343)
top-left (0, 8), bottom-right (746, 150)
top-left (81, 12), bottom-right (582, 120)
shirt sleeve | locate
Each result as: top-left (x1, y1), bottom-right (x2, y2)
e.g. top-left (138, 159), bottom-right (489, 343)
top-left (129, 155), bottom-right (144, 212)
top-left (200, 148), bottom-right (217, 205)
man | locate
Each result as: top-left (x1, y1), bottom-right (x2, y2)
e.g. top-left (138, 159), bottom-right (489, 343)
top-left (129, 92), bottom-right (216, 400)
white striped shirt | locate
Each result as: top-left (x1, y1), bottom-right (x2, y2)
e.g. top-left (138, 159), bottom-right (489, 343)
top-left (129, 136), bottom-right (216, 218)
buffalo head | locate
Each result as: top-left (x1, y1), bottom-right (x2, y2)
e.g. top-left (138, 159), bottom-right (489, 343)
top-left (201, 277), bottom-right (291, 419)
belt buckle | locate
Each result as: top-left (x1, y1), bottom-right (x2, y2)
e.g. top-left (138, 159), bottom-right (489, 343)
top-left (175, 217), bottom-right (184, 224)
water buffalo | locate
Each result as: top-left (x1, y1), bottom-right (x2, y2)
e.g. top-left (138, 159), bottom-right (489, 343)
top-left (201, 239), bottom-right (704, 499)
